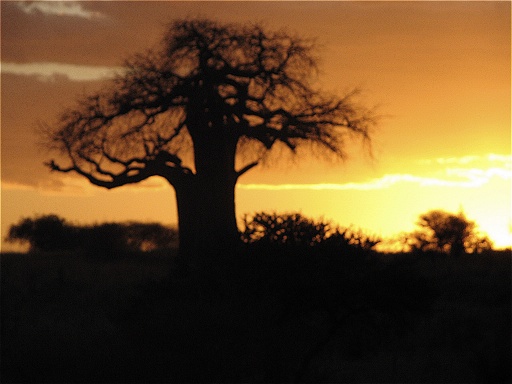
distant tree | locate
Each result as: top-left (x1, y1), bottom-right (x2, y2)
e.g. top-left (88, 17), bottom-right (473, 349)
top-left (5, 215), bottom-right (75, 252)
top-left (6, 215), bottom-right (178, 254)
top-left (405, 209), bottom-right (492, 256)
top-left (44, 18), bottom-right (376, 265)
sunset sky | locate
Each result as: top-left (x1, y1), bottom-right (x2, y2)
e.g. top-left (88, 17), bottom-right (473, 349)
top-left (1, 1), bottom-right (511, 251)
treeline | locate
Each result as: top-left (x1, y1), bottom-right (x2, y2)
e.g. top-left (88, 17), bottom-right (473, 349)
top-left (5, 215), bottom-right (178, 254)
top-left (5, 213), bottom-right (382, 256)
top-left (5, 209), bottom-right (493, 256)
top-left (240, 209), bottom-right (493, 256)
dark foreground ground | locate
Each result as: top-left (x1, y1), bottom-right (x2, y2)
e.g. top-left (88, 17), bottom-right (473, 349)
top-left (1, 246), bottom-right (511, 383)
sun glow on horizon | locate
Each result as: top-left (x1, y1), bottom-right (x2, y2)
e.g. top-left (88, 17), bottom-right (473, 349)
top-left (238, 154), bottom-right (511, 191)
top-left (237, 154), bottom-right (511, 249)
top-left (2, 153), bottom-right (510, 251)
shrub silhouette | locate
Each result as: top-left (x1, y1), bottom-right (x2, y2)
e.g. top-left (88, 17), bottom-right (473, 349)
top-left (241, 212), bottom-right (336, 247)
top-left (5, 215), bottom-right (178, 254)
top-left (241, 212), bottom-right (381, 251)
top-left (404, 209), bottom-right (493, 256)
top-left (330, 227), bottom-right (382, 251)
top-left (5, 215), bottom-right (75, 252)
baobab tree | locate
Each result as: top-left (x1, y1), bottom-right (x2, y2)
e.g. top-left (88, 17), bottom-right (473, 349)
top-left (44, 19), bottom-right (376, 265)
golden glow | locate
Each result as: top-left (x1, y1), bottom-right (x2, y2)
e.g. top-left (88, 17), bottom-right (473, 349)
top-left (236, 155), bottom-right (512, 249)
top-left (1, 2), bottom-right (510, 252)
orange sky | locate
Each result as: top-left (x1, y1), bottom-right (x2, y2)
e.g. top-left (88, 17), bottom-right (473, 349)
top-left (1, 1), bottom-right (511, 251)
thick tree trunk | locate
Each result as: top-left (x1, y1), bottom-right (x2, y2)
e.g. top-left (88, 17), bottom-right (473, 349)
top-left (172, 126), bottom-right (241, 269)
top-left (170, 105), bottom-right (243, 270)
top-left (174, 175), bottom-right (239, 269)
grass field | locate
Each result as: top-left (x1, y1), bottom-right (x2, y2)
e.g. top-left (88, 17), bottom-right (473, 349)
top-left (1, 247), bottom-right (510, 382)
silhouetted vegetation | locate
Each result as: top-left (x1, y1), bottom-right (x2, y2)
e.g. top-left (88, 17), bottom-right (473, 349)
top-left (43, 18), bottom-right (377, 264)
top-left (5, 214), bottom-right (74, 252)
top-left (2, 212), bottom-right (510, 383)
top-left (5, 215), bottom-right (178, 255)
top-left (241, 211), bottom-right (381, 251)
top-left (402, 209), bottom-right (493, 256)
top-left (241, 212), bottom-right (337, 246)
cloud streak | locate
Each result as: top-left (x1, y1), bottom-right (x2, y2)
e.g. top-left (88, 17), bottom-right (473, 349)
top-left (15, 1), bottom-right (106, 20)
top-left (1, 62), bottom-right (124, 82)
top-left (238, 155), bottom-right (512, 191)
top-left (417, 153), bottom-right (511, 166)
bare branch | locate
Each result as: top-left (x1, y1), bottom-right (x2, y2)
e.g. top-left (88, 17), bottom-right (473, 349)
top-left (46, 159), bottom-right (149, 189)
top-left (236, 160), bottom-right (260, 179)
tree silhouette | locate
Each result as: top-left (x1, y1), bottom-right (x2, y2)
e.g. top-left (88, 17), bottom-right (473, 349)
top-left (5, 215), bottom-right (74, 252)
top-left (6, 215), bottom-right (178, 254)
top-left (44, 19), bottom-right (376, 264)
top-left (406, 209), bottom-right (492, 256)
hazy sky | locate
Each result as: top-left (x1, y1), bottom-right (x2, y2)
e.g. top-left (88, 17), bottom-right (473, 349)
top-left (1, 1), bottom-right (511, 250)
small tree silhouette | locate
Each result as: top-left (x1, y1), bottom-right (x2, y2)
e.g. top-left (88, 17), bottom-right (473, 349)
top-left (5, 215), bottom-right (75, 252)
top-left (43, 18), bottom-right (377, 265)
top-left (6, 215), bottom-right (178, 254)
top-left (406, 209), bottom-right (492, 256)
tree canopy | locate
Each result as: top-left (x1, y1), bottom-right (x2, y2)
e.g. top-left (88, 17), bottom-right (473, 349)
top-left (45, 18), bottom-right (375, 188)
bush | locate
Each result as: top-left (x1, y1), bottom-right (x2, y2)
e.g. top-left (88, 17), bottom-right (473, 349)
top-left (240, 212), bottom-right (381, 251)
top-left (5, 215), bottom-right (75, 252)
top-left (241, 212), bottom-right (336, 247)
top-left (328, 227), bottom-right (382, 251)
top-left (5, 215), bottom-right (178, 254)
